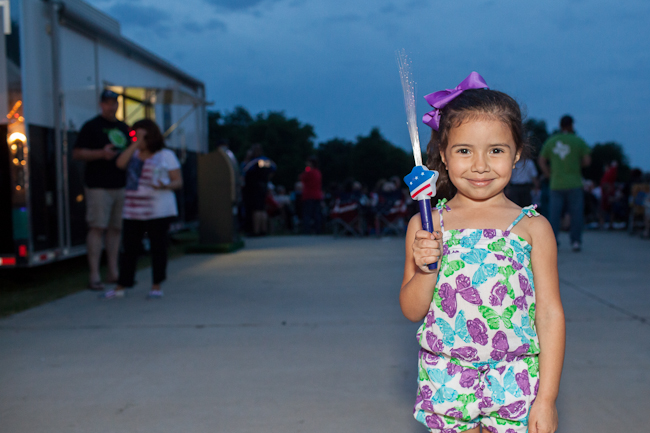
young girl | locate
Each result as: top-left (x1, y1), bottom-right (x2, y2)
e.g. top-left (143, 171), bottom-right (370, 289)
top-left (400, 73), bottom-right (565, 433)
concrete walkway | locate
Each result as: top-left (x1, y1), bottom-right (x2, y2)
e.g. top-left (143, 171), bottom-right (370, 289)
top-left (0, 231), bottom-right (648, 432)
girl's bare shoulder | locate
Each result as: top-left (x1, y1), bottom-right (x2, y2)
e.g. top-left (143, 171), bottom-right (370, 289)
top-left (516, 210), bottom-right (553, 246)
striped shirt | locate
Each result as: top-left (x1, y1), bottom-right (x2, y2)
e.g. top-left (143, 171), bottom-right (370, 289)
top-left (123, 149), bottom-right (180, 220)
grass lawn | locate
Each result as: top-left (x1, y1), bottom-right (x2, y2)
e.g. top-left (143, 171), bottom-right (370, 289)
top-left (0, 233), bottom-right (196, 318)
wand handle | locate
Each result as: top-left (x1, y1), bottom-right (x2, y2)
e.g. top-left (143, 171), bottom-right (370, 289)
top-left (418, 198), bottom-right (438, 270)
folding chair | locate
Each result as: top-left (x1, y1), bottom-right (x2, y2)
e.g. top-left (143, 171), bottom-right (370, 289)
top-left (330, 198), bottom-right (362, 237)
top-left (376, 198), bottom-right (408, 236)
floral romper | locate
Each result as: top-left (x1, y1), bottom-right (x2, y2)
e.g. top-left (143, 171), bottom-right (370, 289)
top-left (414, 200), bottom-right (540, 433)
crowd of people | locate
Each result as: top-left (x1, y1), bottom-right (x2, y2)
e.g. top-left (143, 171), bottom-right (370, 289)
top-left (506, 115), bottom-right (650, 246)
top-left (74, 90), bottom-right (649, 301)
top-left (238, 115), bottom-right (650, 244)
top-left (583, 163), bottom-right (650, 237)
top-left (240, 165), bottom-right (417, 237)
top-left (238, 146), bottom-right (327, 236)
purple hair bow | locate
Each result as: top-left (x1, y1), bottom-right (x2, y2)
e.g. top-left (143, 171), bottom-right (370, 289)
top-left (422, 71), bottom-right (489, 130)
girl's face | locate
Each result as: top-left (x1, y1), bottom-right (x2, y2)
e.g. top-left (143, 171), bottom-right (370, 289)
top-left (441, 118), bottom-right (520, 201)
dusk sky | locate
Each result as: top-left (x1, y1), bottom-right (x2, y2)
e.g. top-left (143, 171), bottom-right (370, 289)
top-left (88, 0), bottom-right (650, 170)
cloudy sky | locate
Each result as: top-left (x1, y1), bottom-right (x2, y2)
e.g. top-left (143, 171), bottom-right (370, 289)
top-left (88, 0), bottom-right (650, 169)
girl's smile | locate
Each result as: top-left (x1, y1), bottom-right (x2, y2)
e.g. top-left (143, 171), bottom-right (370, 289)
top-left (466, 178), bottom-right (494, 187)
top-left (442, 118), bottom-right (520, 200)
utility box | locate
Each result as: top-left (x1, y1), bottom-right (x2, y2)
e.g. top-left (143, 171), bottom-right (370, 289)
top-left (193, 146), bottom-right (243, 252)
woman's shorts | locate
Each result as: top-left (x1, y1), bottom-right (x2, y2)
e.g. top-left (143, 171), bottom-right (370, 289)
top-left (414, 349), bottom-right (540, 433)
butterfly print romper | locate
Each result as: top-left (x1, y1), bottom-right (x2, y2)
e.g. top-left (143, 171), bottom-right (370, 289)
top-left (414, 201), bottom-right (540, 433)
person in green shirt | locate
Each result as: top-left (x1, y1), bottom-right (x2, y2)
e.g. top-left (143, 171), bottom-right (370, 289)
top-left (538, 115), bottom-right (591, 251)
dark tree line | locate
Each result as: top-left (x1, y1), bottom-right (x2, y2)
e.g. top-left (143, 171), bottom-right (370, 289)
top-left (209, 107), bottom-right (634, 191)
top-left (209, 107), bottom-right (413, 190)
top-left (317, 128), bottom-right (414, 189)
top-left (209, 107), bottom-right (316, 189)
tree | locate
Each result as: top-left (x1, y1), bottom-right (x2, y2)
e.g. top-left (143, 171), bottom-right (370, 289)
top-left (583, 142), bottom-right (631, 184)
top-left (316, 138), bottom-right (354, 186)
top-left (209, 108), bottom-right (426, 193)
top-left (524, 118), bottom-right (549, 159)
top-left (248, 111), bottom-right (316, 189)
top-left (207, 106), bottom-right (253, 154)
top-left (352, 128), bottom-right (413, 189)
top-left (208, 108), bottom-right (316, 189)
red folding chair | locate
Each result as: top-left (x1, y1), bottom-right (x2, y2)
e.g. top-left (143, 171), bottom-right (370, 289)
top-left (376, 198), bottom-right (408, 236)
top-left (330, 198), bottom-right (362, 237)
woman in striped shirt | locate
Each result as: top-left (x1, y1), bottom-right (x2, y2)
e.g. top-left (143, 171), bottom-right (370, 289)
top-left (101, 119), bottom-right (182, 299)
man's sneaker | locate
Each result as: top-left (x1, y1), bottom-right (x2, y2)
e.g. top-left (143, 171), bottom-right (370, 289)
top-left (99, 289), bottom-right (125, 299)
top-left (146, 290), bottom-right (164, 299)
top-left (571, 242), bottom-right (581, 252)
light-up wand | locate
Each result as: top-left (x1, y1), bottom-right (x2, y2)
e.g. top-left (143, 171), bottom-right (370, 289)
top-left (397, 50), bottom-right (439, 270)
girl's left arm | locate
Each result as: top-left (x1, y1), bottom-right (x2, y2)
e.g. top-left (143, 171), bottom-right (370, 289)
top-left (528, 216), bottom-right (565, 433)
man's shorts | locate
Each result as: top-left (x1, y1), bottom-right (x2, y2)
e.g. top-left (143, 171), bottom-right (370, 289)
top-left (85, 188), bottom-right (125, 230)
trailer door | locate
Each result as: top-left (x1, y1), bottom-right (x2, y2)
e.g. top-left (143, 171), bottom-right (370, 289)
top-left (0, 124), bottom-right (12, 255)
top-left (59, 26), bottom-right (99, 248)
top-left (0, 9), bottom-right (13, 255)
top-left (60, 27), bottom-right (98, 131)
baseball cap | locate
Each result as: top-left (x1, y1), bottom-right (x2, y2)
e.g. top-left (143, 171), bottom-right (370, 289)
top-left (100, 89), bottom-right (119, 101)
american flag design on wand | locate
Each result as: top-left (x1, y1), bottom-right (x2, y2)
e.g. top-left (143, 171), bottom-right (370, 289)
top-left (404, 166), bottom-right (439, 201)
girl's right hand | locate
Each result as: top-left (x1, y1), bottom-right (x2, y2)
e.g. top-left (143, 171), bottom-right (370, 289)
top-left (412, 230), bottom-right (442, 274)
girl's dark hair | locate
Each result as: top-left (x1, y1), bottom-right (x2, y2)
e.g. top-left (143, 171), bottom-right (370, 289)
top-left (425, 88), bottom-right (529, 198)
top-left (132, 118), bottom-right (165, 153)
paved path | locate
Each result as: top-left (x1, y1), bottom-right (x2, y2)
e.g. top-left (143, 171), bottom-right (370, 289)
top-left (0, 232), bottom-right (648, 432)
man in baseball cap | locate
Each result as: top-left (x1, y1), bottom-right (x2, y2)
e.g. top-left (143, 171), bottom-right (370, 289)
top-left (100, 89), bottom-right (120, 101)
top-left (72, 89), bottom-right (130, 290)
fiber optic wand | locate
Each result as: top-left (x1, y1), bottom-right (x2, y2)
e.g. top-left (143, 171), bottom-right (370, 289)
top-left (397, 50), bottom-right (439, 270)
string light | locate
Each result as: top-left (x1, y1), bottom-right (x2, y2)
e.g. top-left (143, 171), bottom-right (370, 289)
top-left (8, 132), bottom-right (26, 144)
top-left (6, 100), bottom-right (22, 119)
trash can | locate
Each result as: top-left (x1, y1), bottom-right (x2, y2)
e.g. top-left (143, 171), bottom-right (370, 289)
top-left (190, 146), bottom-right (244, 253)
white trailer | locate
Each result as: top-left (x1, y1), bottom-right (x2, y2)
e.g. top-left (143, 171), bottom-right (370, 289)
top-left (0, 0), bottom-right (208, 267)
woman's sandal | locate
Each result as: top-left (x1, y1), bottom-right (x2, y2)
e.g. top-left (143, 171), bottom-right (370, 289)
top-left (98, 289), bottom-right (125, 299)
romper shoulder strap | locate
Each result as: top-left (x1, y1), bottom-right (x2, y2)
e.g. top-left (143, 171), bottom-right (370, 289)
top-left (505, 204), bottom-right (539, 234)
top-left (435, 198), bottom-right (451, 232)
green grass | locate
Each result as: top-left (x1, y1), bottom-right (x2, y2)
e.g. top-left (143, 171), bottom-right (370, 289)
top-left (0, 233), bottom-right (197, 318)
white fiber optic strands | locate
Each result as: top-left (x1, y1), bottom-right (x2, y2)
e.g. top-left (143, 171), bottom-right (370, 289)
top-left (396, 49), bottom-right (422, 167)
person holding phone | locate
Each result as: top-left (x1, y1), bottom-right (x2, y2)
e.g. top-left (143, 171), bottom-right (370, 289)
top-left (100, 119), bottom-right (183, 299)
